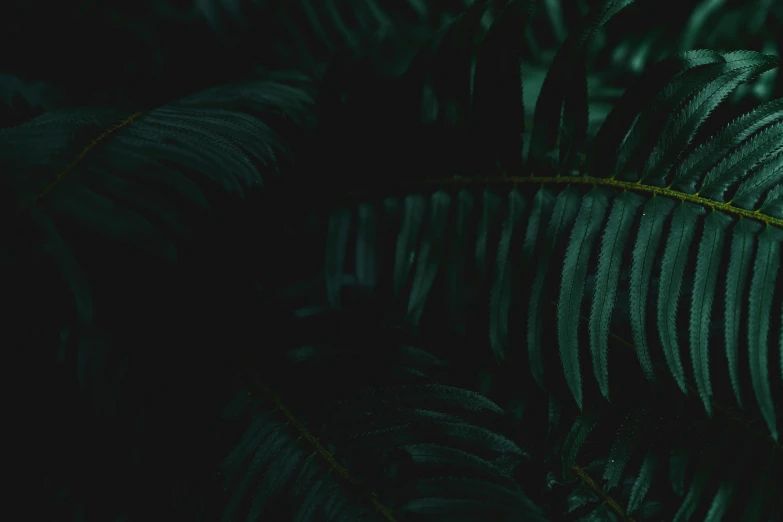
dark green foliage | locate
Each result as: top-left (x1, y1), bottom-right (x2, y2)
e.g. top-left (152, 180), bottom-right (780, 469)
top-left (3, 0), bottom-right (783, 521)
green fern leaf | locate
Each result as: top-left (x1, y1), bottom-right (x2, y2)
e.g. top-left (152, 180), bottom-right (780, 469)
top-left (220, 320), bottom-right (547, 522)
top-left (558, 188), bottom-right (610, 408)
top-left (614, 51), bottom-right (777, 182)
top-left (614, 52), bottom-right (738, 179)
top-left (671, 468), bottom-right (709, 522)
top-left (747, 225), bottom-right (783, 441)
top-left (731, 149), bottom-right (783, 210)
top-left (628, 196), bottom-right (678, 383)
top-left (703, 481), bottom-right (734, 522)
top-left (1, 76), bottom-right (315, 423)
top-left (671, 98), bottom-right (783, 193)
top-left (627, 450), bottom-right (657, 514)
top-left (602, 407), bottom-right (646, 491)
top-left (560, 410), bottom-right (601, 479)
top-left (698, 119), bottom-right (783, 200)
top-left (640, 53), bottom-right (778, 185)
top-left (760, 184), bottom-right (783, 216)
top-left (589, 190), bottom-right (645, 399)
top-left (657, 202), bottom-right (705, 394)
top-left (723, 217), bottom-right (762, 408)
top-left (588, 49), bottom-right (725, 178)
top-left (689, 211), bottom-right (732, 415)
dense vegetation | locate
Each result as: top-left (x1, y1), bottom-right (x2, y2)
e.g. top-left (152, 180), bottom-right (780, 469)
top-left (3, 1), bottom-right (783, 520)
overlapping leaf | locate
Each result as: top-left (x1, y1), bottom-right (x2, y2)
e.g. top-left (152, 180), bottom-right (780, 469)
top-left (219, 306), bottom-right (547, 522)
top-left (313, 0), bottom-right (783, 442)
top-left (1, 75), bottom-right (315, 396)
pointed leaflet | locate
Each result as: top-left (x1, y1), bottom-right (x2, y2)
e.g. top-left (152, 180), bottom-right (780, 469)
top-left (379, 384), bottom-right (506, 418)
top-left (543, 0), bottom-right (567, 44)
top-left (407, 191), bottom-right (451, 326)
top-left (291, 458), bottom-right (331, 522)
top-left (627, 451), bottom-right (657, 514)
top-left (590, 190), bottom-right (645, 400)
top-left (603, 407), bottom-right (646, 491)
top-left (616, 52), bottom-right (776, 182)
top-left (672, 468), bottom-right (709, 522)
top-left (588, 49), bottom-right (725, 178)
top-left (724, 218), bottom-right (761, 408)
top-left (689, 211), bottom-right (733, 416)
top-left (703, 481), bottom-right (734, 522)
top-left (731, 149), bottom-right (783, 210)
top-left (657, 202), bottom-right (706, 394)
top-left (670, 98), bottom-right (783, 193)
top-left (558, 188), bottom-right (610, 408)
top-left (760, 185), bottom-right (783, 217)
top-left (698, 119), bottom-right (783, 201)
top-left (748, 225), bottom-right (783, 441)
top-left (678, 0), bottom-right (728, 52)
top-left (351, 418), bottom-right (524, 459)
top-left (561, 410), bottom-right (601, 479)
top-left (402, 477), bottom-right (544, 519)
top-left (490, 188), bottom-right (527, 364)
top-left (629, 196), bottom-right (678, 382)
top-left (641, 54), bottom-right (778, 186)
top-left (244, 441), bottom-right (305, 521)
top-left (529, 187), bottom-right (580, 390)
top-left (527, 0), bottom-right (638, 176)
top-left (614, 53), bottom-right (737, 181)
top-left (401, 443), bottom-right (511, 480)
top-left (221, 414), bottom-right (296, 522)
top-left (221, 414), bottom-right (278, 483)
top-left (524, 187), bottom-right (558, 388)
top-left (472, 0), bottom-right (536, 171)
top-left (565, 483), bottom-right (598, 515)
top-left (2, 79), bottom-right (314, 322)
top-left (557, 188), bottom-right (609, 408)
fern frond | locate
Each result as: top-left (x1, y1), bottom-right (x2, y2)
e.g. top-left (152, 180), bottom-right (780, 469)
top-left (1, 76), bottom-right (315, 399)
top-left (219, 306), bottom-right (548, 521)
